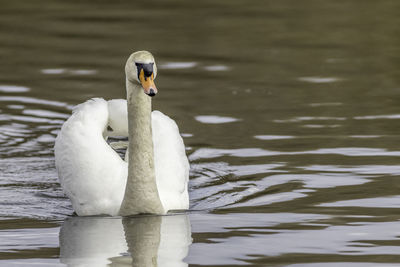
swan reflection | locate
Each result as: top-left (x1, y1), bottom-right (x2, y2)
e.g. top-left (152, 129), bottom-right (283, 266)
top-left (60, 214), bottom-right (191, 266)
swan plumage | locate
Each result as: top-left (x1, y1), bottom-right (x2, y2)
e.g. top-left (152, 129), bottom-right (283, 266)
top-left (55, 51), bottom-right (189, 216)
top-left (56, 98), bottom-right (127, 215)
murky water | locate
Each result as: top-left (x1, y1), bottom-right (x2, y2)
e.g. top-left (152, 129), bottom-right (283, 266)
top-left (1, 0), bottom-right (400, 266)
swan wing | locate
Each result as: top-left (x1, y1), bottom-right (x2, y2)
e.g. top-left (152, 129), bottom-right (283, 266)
top-left (55, 98), bottom-right (127, 216)
top-left (152, 111), bottom-right (190, 211)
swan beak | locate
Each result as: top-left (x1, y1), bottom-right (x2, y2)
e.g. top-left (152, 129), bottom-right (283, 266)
top-left (139, 69), bottom-right (158, 97)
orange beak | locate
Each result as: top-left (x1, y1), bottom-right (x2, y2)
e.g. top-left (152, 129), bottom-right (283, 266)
top-left (139, 69), bottom-right (157, 97)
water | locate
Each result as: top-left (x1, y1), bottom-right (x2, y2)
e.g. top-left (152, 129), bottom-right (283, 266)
top-left (1, 0), bottom-right (400, 266)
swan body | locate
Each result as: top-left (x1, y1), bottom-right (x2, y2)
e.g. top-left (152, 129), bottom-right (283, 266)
top-left (55, 51), bottom-right (189, 216)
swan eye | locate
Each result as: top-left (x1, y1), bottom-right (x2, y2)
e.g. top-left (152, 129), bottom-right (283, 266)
top-left (107, 125), bottom-right (113, 132)
top-left (135, 63), bottom-right (154, 79)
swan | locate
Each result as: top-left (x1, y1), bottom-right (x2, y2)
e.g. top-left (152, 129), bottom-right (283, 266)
top-left (54, 51), bottom-right (189, 216)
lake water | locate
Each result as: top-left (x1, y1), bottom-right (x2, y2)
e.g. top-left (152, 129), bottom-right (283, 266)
top-left (1, 0), bottom-right (400, 266)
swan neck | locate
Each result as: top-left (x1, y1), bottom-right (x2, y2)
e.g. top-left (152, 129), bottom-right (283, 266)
top-left (119, 79), bottom-right (164, 215)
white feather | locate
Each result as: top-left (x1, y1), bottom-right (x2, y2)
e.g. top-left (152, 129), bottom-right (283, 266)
top-left (54, 98), bottom-right (189, 216)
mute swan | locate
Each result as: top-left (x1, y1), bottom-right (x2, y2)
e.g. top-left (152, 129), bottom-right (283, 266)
top-left (54, 51), bottom-right (189, 216)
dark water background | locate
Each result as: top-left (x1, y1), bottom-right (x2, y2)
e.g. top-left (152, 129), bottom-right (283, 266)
top-left (1, 0), bottom-right (400, 266)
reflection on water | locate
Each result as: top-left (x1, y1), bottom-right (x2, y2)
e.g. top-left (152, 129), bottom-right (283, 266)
top-left (298, 76), bottom-right (342, 84)
top-left (0, 85), bottom-right (30, 93)
top-left (195, 115), bottom-right (241, 124)
top-left (188, 214), bottom-right (400, 265)
top-left (60, 214), bottom-right (191, 267)
top-left (1, 0), bottom-right (400, 266)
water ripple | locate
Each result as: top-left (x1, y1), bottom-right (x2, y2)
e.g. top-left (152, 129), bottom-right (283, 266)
top-left (274, 116), bottom-right (346, 123)
top-left (195, 115), bottom-right (241, 124)
top-left (22, 109), bottom-right (69, 119)
top-left (189, 147), bottom-right (400, 161)
top-left (40, 68), bottom-right (97, 75)
top-left (0, 85), bottom-right (30, 93)
top-left (0, 157), bottom-right (71, 219)
top-left (254, 135), bottom-right (295, 140)
top-left (0, 96), bottom-right (73, 109)
top-left (301, 165), bottom-right (400, 175)
top-left (354, 114), bottom-right (400, 120)
top-left (159, 62), bottom-right (197, 69)
top-left (204, 65), bottom-right (230, 71)
top-left (188, 220), bottom-right (400, 264)
top-left (319, 196), bottom-right (400, 208)
top-left (298, 77), bottom-right (342, 83)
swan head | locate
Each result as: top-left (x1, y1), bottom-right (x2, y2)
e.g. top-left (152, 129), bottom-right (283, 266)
top-left (125, 51), bottom-right (158, 97)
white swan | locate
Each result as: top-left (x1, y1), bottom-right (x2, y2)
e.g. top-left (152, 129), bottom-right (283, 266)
top-left (54, 51), bottom-right (189, 216)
